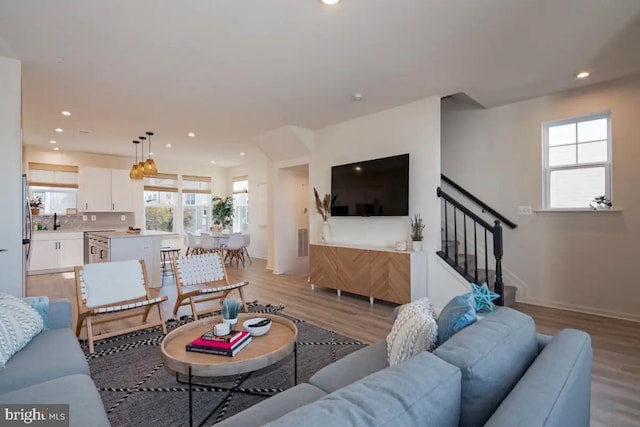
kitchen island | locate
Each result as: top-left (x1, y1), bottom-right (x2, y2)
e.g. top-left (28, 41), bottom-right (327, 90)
top-left (87, 230), bottom-right (178, 288)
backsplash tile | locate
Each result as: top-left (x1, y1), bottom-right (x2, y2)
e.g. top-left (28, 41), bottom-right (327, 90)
top-left (32, 212), bottom-right (135, 231)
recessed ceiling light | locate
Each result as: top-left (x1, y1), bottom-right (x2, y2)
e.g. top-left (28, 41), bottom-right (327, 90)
top-left (61, 111), bottom-right (71, 116)
top-left (210, 160), bottom-right (216, 164)
top-left (165, 144), bottom-right (172, 148)
top-left (149, 152), bottom-right (154, 156)
top-left (55, 128), bottom-right (63, 132)
top-left (240, 152), bottom-right (245, 156)
top-left (352, 93), bottom-right (364, 101)
top-left (321, 0), bottom-right (341, 4)
top-left (53, 147), bottom-right (60, 151)
top-left (49, 140), bottom-right (56, 144)
top-left (188, 132), bottom-right (195, 137)
top-left (576, 71), bottom-right (590, 79)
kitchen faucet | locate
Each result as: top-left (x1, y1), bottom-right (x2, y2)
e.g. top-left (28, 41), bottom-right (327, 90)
top-left (54, 212), bottom-right (60, 231)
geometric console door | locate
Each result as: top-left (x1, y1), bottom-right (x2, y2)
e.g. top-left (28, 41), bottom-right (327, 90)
top-left (309, 243), bottom-right (426, 305)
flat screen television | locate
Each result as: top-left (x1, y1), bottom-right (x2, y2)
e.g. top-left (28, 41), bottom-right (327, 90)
top-left (331, 154), bottom-right (409, 217)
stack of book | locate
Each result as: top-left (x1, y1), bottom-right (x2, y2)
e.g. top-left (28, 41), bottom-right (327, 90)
top-left (186, 329), bottom-right (252, 357)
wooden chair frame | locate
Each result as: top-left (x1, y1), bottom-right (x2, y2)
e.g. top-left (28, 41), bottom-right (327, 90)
top-left (172, 253), bottom-right (248, 320)
top-left (74, 260), bottom-right (168, 354)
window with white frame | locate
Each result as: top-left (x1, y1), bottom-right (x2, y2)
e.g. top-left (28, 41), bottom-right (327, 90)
top-left (232, 177), bottom-right (249, 233)
top-left (144, 173), bottom-right (178, 232)
top-left (182, 175), bottom-right (212, 233)
top-left (542, 112), bottom-right (611, 209)
top-left (28, 163), bottom-right (79, 214)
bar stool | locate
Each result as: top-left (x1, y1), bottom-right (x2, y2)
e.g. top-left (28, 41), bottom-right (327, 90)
top-left (160, 246), bottom-right (181, 286)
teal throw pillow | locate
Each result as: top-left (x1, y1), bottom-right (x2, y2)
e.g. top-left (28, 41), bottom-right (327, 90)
top-left (24, 296), bottom-right (50, 329)
top-left (436, 293), bottom-right (477, 346)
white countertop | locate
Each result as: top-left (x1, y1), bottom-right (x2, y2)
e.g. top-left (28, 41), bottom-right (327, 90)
top-left (312, 241), bottom-right (420, 254)
top-left (88, 230), bottom-right (178, 239)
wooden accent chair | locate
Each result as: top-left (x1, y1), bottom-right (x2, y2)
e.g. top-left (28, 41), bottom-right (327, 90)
top-left (172, 252), bottom-right (249, 320)
top-left (74, 260), bottom-right (167, 354)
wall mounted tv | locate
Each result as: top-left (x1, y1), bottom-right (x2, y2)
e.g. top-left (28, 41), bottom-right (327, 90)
top-left (331, 153), bottom-right (409, 217)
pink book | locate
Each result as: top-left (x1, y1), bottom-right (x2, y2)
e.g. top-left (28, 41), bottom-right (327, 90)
top-left (191, 331), bottom-right (250, 350)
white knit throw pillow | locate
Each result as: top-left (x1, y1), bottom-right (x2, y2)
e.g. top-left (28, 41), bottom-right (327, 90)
top-left (386, 298), bottom-right (438, 366)
top-left (0, 293), bottom-right (44, 368)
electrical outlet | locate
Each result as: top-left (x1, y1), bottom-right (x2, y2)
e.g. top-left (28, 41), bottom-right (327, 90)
top-left (82, 215), bottom-right (88, 221)
top-left (120, 215), bottom-right (126, 221)
top-left (90, 215), bottom-right (97, 221)
top-left (518, 206), bottom-right (533, 215)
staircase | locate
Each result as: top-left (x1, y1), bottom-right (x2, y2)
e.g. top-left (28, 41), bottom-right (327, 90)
top-left (436, 175), bottom-right (517, 306)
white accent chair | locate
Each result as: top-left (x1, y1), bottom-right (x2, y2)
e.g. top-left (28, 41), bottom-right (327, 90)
top-left (199, 232), bottom-right (223, 254)
top-left (172, 252), bottom-right (248, 319)
top-left (74, 260), bottom-right (168, 354)
top-left (185, 232), bottom-right (202, 255)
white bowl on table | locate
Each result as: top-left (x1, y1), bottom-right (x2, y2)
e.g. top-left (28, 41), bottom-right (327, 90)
top-left (243, 318), bottom-right (272, 336)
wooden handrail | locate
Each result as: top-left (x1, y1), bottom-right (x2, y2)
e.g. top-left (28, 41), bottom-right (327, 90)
top-left (441, 174), bottom-right (518, 229)
top-left (437, 188), bottom-right (494, 231)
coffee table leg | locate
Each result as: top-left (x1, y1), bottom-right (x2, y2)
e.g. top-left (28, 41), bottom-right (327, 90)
top-left (189, 366), bottom-right (193, 427)
top-left (294, 342), bottom-right (298, 386)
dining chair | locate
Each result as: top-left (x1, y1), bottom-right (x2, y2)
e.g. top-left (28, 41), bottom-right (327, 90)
top-left (224, 232), bottom-right (246, 268)
top-left (186, 232), bottom-right (202, 255)
top-left (242, 233), bottom-right (252, 265)
top-left (200, 232), bottom-right (223, 254)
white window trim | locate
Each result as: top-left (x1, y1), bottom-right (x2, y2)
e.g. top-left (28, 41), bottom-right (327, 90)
top-left (542, 111), bottom-right (612, 210)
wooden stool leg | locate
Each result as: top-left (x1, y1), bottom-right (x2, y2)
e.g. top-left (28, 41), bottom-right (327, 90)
top-left (86, 317), bottom-right (95, 354)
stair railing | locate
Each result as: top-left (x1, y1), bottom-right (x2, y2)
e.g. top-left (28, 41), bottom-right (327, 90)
top-left (437, 187), bottom-right (504, 306)
top-left (441, 174), bottom-right (517, 229)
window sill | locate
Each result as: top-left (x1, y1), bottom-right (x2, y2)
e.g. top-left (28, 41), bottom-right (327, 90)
top-left (534, 209), bottom-right (622, 214)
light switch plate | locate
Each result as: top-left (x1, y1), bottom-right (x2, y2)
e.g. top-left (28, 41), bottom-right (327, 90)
top-left (518, 206), bottom-right (533, 215)
top-left (82, 215), bottom-right (88, 221)
top-left (90, 215), bottom-right (97, 221)
top-left (120, 215), bottom-right (126, 221)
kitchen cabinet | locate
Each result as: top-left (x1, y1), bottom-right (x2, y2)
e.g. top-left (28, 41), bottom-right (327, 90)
top-left (78, 167), bottom-right (134, 212)
top-left (29, 232), bottom-right (84, 272)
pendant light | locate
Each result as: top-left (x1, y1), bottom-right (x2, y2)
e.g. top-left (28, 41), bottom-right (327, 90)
top-left (144, 131), bottom-right (158, 176)
top-left (129, 140), bottom-right (143, 179)
top-left (138, 136), bottom-right (148, 176)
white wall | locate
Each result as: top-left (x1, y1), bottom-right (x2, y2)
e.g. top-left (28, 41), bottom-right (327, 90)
top-left (0, 56), bottom-right (22, 296)
top-left (442, 74), bottom-right (640, 321)
top-left (310, 96), bottom-right (459, 307)
top-left (226, 151), bottom-right (270, 260)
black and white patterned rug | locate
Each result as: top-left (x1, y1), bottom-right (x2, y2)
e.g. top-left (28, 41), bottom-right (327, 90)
top-left (81, 302), bottom-right (366, 426)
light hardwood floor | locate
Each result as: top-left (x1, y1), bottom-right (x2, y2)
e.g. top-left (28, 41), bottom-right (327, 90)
top-left (28, 259), bottom-right (639, 427)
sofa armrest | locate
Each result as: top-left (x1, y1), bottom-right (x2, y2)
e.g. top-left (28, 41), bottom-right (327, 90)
top-left (484, 329), bottom-right (592, 427)
top-left (48, 299), bottom-right (72, 329)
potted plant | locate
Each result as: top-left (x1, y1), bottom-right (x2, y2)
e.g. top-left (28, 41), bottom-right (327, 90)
top-left (211, 196), bottom-right (235, 231)
top-left (590, 195), bottom-right (612, 210)
top-left (222, 298), bottom-right (243, 330)
top-left (410, 213), bottom-right (425, 251)
top-left (314, 188), bottom-right (334, 243)
top-left (29, 197), bottom-right (43, 215)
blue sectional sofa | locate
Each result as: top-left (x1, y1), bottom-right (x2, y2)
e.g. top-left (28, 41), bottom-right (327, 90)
top-left (220, 307), bottom-right (592, 427)
top-left (0, 299), bottom-right (110, 427)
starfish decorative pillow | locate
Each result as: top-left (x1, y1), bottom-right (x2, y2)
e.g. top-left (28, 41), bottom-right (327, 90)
top-left (472, 283), bottom-right (500, 313)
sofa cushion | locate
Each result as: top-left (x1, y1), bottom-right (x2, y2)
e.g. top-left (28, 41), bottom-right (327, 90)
top-left (437, 293), bottom-right (477, 345)
top-left (216, 383), bottom-right (326, 427)
top-left (269, 351), bottom-right (462, 427)
top-left (484, 329), bottom-right (592, 427)
top-left (0, 374), bottom-right (110, 427)
top-left (309, 339), bottom-right (388, 393)
top-left (0, 293), bottom-right (44, 367)
top-left (0, 328), bottom-right (90, 394)
top-left (433, 307), bottom-right (537, 427)
top-left (386, 297), bottom-right (437, 365)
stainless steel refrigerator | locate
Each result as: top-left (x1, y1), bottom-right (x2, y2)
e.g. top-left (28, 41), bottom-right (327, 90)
top-left (22, 174), bottom-right (32, 294)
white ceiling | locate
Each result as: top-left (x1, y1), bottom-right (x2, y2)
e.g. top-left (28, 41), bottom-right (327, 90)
top-left (1, 0), bottom-right (639, 166)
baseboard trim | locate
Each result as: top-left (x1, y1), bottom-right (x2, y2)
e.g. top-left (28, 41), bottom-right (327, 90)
top-left (524, 298), bottom-right (640, 323)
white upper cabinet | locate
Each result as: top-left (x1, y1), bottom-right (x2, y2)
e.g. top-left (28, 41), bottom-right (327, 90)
top-left (78, 167), bottom-right (135, 212)
top-left (110, 169), bottom-right (134, 212)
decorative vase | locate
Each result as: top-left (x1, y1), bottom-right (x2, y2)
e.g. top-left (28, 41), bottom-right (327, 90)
top-left (322, 221), bottom-right (332, 243)
top-left (222, 317), bottom-right (238, 331)
top-left (31, 208), bottom-right (40, 216)
top-left (412, 240), bottom-right (423, 252)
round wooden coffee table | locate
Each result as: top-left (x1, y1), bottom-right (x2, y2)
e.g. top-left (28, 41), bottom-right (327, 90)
top-left (161, 313), bottom-right (298, 427)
